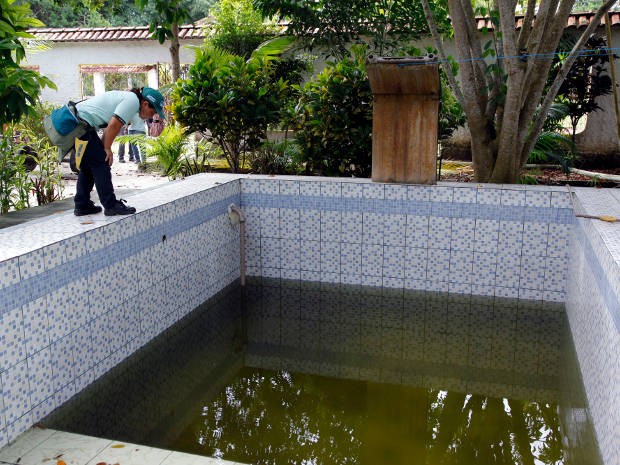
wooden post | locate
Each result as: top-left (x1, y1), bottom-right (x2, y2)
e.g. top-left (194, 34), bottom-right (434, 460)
top-left (366, 56), bottom-right (440, 184)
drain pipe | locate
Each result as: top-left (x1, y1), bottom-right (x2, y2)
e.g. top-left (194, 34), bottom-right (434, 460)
top-left (228, 204), bottom-right (246, 286)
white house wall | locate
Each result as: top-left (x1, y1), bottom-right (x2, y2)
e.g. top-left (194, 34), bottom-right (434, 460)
top-left (24, 39), bottom-right (203, 105)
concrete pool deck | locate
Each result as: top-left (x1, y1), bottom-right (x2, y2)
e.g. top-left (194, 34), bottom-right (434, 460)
top-left (0, 427), bottom-right (246, 465)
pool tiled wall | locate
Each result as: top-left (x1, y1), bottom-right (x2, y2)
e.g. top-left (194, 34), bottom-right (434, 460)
top-left (0, 175), bottom-right (618, 465)
top-left (565, 189), bottom-right (620, 465)
top-left (0, 176), bottom-right (242, 446)
top-left (241, 178), bottom-right (573, 300)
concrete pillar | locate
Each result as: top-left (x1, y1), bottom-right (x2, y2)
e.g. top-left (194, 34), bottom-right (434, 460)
top-left (93, 72), bottom-right (106, 96)
top-left (147, 68), bottom-right (159, 89)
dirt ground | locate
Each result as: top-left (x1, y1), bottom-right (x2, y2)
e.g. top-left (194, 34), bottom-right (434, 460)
top-left (439, 163), bottom-right (620, 187)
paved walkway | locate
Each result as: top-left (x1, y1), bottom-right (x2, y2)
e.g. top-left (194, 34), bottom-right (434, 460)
top-left (0, 428), bottom-right (245, 465)
top-left (1, 159), bottom-right (169, 229)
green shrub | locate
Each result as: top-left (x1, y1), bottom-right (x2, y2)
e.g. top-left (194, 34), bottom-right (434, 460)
top-left (172, 45), bottom-right (288, 173)
top-left (0, 128), bottom-right (31, 213)
top-left (528, 131), bottom-right (578, 174)
top-left (249, 139), bottom-right (303, 175)
top-left (209, 0), bottom-right (277, 59)
top-left (0, 0), bottom-right (55, 126)
top-left (0, 103), bottom-right (64, 212)
top-left (292, 47), bottom-right (373, 177)
top-left (118, 124), bottom-right (189, 179)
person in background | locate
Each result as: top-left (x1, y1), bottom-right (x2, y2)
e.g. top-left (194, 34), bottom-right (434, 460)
top-left (118, 119), bottom-right (147, 163)
top-left (117, 124), bottom-right (128, 163)
top-left (148, 114), bottom-right (165, 137)
top-left (73, 87), bottom-right (165, 216)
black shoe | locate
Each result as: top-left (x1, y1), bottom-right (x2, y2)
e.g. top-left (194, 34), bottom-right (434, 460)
top-left (104, 199), bottom-right (136, 216)
top-left (119, 159), bottom-right (126, 163)
top-left (74, 204), bottom-right (102, 216)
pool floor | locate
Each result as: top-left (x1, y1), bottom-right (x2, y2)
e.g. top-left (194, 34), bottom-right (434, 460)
top-left (40, 279), bottom-right (602, 465)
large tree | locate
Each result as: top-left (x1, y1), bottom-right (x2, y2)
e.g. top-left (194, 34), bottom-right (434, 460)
top-left (421, 0), bottom-right (618, 182)
top-left (254, 0), bottom-right (449, 58)
top-left (135, 0), bottom-right (192, 82)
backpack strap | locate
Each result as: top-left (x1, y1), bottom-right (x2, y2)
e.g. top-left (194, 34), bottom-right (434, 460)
top-left (67, 101), bottom-right (92, 129)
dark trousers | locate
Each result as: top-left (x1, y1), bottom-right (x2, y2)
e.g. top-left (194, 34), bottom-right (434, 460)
top-left (74, 130), bottom-right (117, 210)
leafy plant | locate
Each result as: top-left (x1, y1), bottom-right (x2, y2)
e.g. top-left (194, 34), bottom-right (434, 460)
top-left (172, 44), bottom-right (289, 173)
top-left (527, 101), bottom-right (577, 174)
top-left (292, 46), bottom-right (373, 177)
top-left (12, 103), bottom-right (64, 206)
top-left (118, 124), bottom-right (189, 179)
top-left (549, 33), bottom-right (614, 141)
top-left (0, 0), bottom-right (56, 128)
top-left (118, 125), bottom-right (224, 178)
top-left (0, 128), bottom-right (30, 213)
top-left (208, 0), bottom-right (278, 59)
top-left (528, 131), bottom-right (578, 174)
top-left (254, 0), bottom-right (449, 59)
top-left (249, 139), bottom-right (303, 175)
top-left (29, 139), bottom-right (64, 205)
top-left (178, 137), bottom-right (222, 176)
top-left (0, 102), bottom-right (64, 212)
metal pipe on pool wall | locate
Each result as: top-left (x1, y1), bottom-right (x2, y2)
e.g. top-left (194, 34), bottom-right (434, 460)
top-left (228, 204), bottom-right (246, 287)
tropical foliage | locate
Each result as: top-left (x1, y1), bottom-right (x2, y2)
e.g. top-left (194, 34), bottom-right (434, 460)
top-left (550, 33), bottom-right (614, 141)
top-left (254, 0), bottom-right (451, 58)
top-left (172, 45), bottom-right (288, 172)
top-left (209, 0), bottom-right (278, 59)
top-left (0, 0), bottom-right (55, 127)
top-left (292, 47), bottom-right (373, 177)
top-left (117, 124), bottom-right (196, 179)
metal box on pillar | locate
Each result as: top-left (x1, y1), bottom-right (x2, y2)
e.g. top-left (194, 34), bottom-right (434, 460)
top-left (366, 56), bottom-right (440, 184)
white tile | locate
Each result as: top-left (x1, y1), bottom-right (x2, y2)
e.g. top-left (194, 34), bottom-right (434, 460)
top-left (0, 426), bottom-right (55, 463)
top-left (86, 441), bottom-right (172, 465)
top-left (18, 430), bottom-right (110, 465)
top-left (1, 360), bottom-right (31, 424)
top-left (0, 258), bottom-right (20, 289)
top-left (18, 249), bottom-right (46, 281)
top-left (161, 451), bottom-right (243, 465)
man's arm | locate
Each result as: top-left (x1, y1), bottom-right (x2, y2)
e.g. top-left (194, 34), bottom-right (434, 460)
top-left (102, 115), bottom-right (125, 166)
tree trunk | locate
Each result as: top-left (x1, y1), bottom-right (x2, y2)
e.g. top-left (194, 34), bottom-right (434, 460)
top-left (169, 22), bottom-right (181, 82)
top-left (421, 0), bottom-right (618, 184)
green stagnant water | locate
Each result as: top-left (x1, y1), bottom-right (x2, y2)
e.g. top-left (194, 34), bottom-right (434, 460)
top-left (44, 279), bottom-right (602, 465)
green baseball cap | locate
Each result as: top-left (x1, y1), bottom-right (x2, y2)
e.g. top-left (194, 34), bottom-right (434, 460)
top-left (142, 87), bottom-right (166, 119)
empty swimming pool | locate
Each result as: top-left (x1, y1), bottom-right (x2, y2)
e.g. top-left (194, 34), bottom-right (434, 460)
top-left (42, 278), bottom-right (601, 465)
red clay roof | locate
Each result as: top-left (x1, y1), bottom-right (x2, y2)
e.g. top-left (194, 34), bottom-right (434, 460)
top-left (476, 11), bottom-right (620, 30)
top-left (28, 24), bottom-right (206, 42)
top-left (28, 12), bottom-right (620, 42)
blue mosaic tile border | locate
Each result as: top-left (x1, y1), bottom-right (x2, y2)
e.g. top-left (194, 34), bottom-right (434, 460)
top-left (241, 193), bottom-right (574, 224)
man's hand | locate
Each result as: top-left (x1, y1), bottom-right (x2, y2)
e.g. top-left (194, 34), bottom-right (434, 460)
top-left (105, 148), bottom-right (114, 166)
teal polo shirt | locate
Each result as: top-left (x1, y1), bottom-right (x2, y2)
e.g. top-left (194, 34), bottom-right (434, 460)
top-left (76, 91), bottom-right (142, 129)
